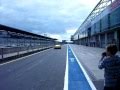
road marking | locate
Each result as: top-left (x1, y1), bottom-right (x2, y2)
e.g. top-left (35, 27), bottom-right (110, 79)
top-left (69, 45), bottom-right (97, 90)
top-left (63, 45), bottom-right (68, 90)
top-left (0, 48), bottom-right (52, 66)
top-left (64, 45), bottom-right (97, 90)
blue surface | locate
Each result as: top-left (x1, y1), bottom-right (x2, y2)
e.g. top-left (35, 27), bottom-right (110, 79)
top-left (68, 46), bottom-right (92, 90)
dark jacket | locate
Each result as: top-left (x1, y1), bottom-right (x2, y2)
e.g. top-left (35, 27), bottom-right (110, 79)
top-left (98, 55), bottom-right (120, 87)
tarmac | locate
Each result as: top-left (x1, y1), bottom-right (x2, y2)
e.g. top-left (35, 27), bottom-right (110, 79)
top-left (70, 44), bottom-right (120, 90)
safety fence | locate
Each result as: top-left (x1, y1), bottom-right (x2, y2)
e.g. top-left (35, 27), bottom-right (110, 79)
top-left (0, 45), bottom-right (53, 62)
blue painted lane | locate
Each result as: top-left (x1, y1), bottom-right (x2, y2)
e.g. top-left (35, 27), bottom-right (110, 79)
top-left (68, 46), bottom-right (92, 90)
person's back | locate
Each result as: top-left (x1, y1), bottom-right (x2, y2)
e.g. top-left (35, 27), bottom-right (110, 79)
top-left (101, 56), bottom-right (120, 87)
top-left (98, 44), bottom-right (120, 90)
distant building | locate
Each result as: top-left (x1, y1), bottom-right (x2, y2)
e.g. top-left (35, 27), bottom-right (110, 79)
top-left (62, 40), bottom-right (67, 44)
top-left (71, 35), bottom-right (74, 41)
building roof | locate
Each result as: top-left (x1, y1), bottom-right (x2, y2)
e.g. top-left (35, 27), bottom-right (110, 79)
top-left (0, 24), bottom-right (57, 40)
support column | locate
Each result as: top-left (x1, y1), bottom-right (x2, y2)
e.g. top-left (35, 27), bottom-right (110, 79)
top-left (105, 33), bottom-right (107, 47)
top-left (114, 31), bottom-right (118, 44)
top-left (98, 34), bottom-right (101, 47)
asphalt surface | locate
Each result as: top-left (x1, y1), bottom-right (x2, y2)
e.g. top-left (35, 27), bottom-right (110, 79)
top-left (0, 45), bottom-right (67, 90)
top-left (1, 44), bottom-right (113, 90)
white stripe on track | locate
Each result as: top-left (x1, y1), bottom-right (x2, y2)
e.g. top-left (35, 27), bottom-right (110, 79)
top-left (63, 45), bottom-right (68, 90)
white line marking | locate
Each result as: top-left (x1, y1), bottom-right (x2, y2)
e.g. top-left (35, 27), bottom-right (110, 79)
top-left (63, 45), bottom-right (68, 90)
top-left (69, 45), bottom-right (97, 90)
top-left (0, 48), bottom-right (52, 66)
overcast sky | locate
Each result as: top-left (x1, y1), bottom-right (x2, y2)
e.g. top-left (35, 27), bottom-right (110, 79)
top-left (0, 0), bottom-right (99, 41)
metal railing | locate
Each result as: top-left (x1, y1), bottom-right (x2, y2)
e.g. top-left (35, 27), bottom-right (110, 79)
top-left (0, 45), bottom-right (53, 60)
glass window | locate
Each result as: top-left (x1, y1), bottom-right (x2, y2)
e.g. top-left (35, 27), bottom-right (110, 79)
top-left (110, 7), bottom-right (120, 27)
top-left (101, 15), bottom-right (109, 31)
top-left (95, 21), bottom-right (101, 33)
top-left (91, 24), bottom-right (95, 35)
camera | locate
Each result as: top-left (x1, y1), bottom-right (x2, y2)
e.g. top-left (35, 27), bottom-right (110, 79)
top-left (102, 52), bottom-right (107, 56)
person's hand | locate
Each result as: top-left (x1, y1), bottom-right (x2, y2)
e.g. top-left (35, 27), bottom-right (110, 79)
top-left (102, 52), bottom-right (106, 57)
top-left (100, 52), bottom-right (106, 61)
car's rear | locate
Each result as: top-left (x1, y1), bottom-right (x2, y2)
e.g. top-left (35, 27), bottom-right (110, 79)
top-left (54, 44), bottom-right (61, 49)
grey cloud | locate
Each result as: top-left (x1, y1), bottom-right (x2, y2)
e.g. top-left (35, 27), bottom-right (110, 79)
top-left (0, 0), bottom-right (97, 39)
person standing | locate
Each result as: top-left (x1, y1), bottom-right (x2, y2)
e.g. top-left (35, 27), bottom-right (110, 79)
top-left (98, 44), bottom-right (120, 90)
